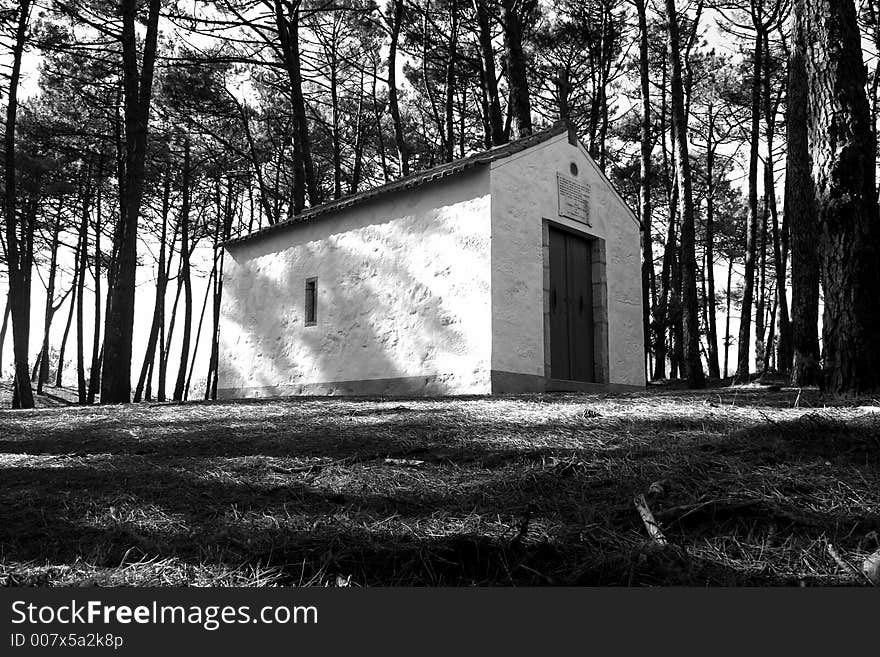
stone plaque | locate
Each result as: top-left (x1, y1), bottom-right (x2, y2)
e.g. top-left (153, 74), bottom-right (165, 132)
top-left (557, 173), bottom-right (590, 225)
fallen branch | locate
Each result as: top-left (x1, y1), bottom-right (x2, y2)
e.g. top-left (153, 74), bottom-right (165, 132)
top-left (826, 542), bottom-right (877, 587)
top-left (634, 494), bottom-right (667, 546)
top-left (657, 497), bottom-right (764, 523)
top-left (383, 458), bottom-right (425, 467)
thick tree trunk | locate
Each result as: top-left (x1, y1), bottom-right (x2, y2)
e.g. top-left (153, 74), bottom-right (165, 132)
top-left (4, 0), bottom-right (35, 409)
top-left (664, 0), bottom-right (705, 388)
top-left (101, 0), bottom-right (161, 403)
top-left (787, 4), bottom-right (821, 387)
top-left (803, 0), bottom-right (880, 394)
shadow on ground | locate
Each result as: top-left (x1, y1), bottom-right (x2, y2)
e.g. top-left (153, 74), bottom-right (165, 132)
top-left (0, 386), bottom-right (878, 586)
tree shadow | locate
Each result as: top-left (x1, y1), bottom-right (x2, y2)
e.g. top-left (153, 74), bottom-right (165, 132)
top-left (0, 459), bottom-right (772, 586)
top-left (2, 392), bottom-right (877, 585)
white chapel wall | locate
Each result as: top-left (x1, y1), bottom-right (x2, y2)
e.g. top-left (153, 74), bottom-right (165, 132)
top-left (218, 169), bottom-right (494, 397)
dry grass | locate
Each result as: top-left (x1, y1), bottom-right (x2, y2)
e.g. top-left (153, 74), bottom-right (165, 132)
top-left (1, 382), bottom-right (878, 586)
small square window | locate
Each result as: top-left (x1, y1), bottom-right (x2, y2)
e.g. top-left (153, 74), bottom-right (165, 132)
top-left (305, 277), bottom-right (317, 326)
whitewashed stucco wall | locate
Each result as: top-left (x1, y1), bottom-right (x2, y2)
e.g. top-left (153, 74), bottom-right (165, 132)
top-left (489, 132), bottom-right (646, 387)
top-left (219, 169), bottom-right (493, 397)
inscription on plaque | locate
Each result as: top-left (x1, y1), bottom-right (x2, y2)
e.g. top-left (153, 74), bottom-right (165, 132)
top-left (557, 173), bottom-right (590, 225)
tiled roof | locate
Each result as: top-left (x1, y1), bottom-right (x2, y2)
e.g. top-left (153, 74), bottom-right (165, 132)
top-left (225, 121), bottom-right (571, 247)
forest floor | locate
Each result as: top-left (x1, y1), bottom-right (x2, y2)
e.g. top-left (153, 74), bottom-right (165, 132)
top-left (1, 381), bottom-right (879, 587)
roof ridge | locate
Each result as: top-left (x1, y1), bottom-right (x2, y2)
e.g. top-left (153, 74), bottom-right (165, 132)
top-left (226, 121), bottom-right (570, 247)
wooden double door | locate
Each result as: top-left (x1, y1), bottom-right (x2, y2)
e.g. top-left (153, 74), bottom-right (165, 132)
top-left (549, 226), bottom-right (595, 382)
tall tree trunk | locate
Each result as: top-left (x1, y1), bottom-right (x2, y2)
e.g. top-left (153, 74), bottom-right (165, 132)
top-left (386, 0), bottom-right (409, 175)
top-left (704, 103), bottom-right (721, 379)
top-left (763, 292), bottom-right (778, 373)
top-left (4, 0), bottom-right (35, 409)
top-left (803, 0), bottom-right (880, 394)
top-left (350, 68), bottom-right (366, 194)
top-left (478, 60), bottom-right (493, 149)
top-left (736, 28), bottom-right (764, 379)
top-left (371, 60), bottom-right (391, 184)
top-left (134, 165), bottom-right (172, 402)
top-left (653, 59), bottom-right (673, 380)
top-left (159, 266), bottom-right (184, 403)
top-left (206, 178), bottom-right (234, 401)
top-left (329, 36), bottom-right (342, 200)
top-left (185, 261), bottom-right (215, 401)
top-left (501, 0), bottom-right (532, 138)
top-left (443, 0), bottom-right (459, 162)
top-left (670, 251), bottom-right (684, 378)
top-left (273, 0), bottom-right (319, 208)
top-left (664, 0), bottom-right (705, 388)
top-left (420, 0), bottom-right (447, 156)
top-left (636, 0), bottom-right (656, 381)
top-left (473, 0), bottom-right (505, 145)
top-left (54, 234), bottom-right (80, 390)
top-left (87, 177), bottom-right (103, 404)
top-left (597, 2), bottom-right (612, 171)
top-left (723, 255), bottom-right (734, 378)
top-left (101, 0), bottom-right (161, 403)
top-left (173, 139), bottom-right (193, 402)
top-left (762, 39), bottom-right (792, 374)
top-left (206, 266), bottom-right (221, 400)
top-left (37, 199), bottom-right (63, 392)
top-left (76, 175), bottom-right (92, 403)
top-left (787, 3), bottom-right (821, 386)
top-left (237, 101), bottom-right (277, 224)
top-left (755, 195), bottom-right (767, 372)
top-left (0, 294), bottom-right (10, 376)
